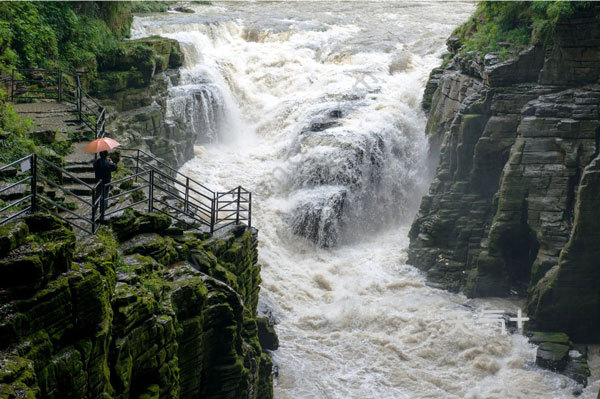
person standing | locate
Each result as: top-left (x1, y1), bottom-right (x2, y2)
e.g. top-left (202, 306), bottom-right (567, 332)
top-left (93, 150), bottom-right (118, 216)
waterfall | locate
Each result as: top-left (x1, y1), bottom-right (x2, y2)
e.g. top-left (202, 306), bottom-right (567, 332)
top-left (131, 3), bottom-right (600, 398)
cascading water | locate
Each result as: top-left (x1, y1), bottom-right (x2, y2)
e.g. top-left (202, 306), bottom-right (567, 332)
top-left (132, 2), bottom-right (599, 398)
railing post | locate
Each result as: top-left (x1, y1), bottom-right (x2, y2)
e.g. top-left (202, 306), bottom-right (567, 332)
top-left (135, 149), bottom-right (140, 182)
top-left (100, 183), bottom-right (106, 223)
top-left (30, 155), bottom-right (37, 213)
top-left (77, 76), bottom-right (82, 122)
top-left (91, 186), bottom-right (96, 233)
top-left (184, 177), bottom-right (190, 214)
top-left (236, 186), bottom-right (241, 224)
top-left (248, 192), bottom-right (252, 229)
top-left (57, 70), bottom-right (62, 102)
top-left (10, 69), bottom-right (15, 103)
top-left (210, 192), bottom-right (215, 233)
top-left (148, 170), bottom-right (154, 213)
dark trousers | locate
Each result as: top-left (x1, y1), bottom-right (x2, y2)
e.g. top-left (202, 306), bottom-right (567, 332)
top-left (97, 182), bottom-right (111, 219)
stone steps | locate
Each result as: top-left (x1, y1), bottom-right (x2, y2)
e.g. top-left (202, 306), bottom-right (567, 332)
top-left (65, 164), bottom-right (94, 174)
top-left (61, 184), bottom-right (94, 197)
top-left (63, 172), bottom-right (96, 185)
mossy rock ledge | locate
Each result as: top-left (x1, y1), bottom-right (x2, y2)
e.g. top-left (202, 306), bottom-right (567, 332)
top-left (0, 211), bottom-right (275, 398)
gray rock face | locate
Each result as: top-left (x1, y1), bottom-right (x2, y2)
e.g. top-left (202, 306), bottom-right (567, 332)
top-left (409, 11), bottom-right (600, 341)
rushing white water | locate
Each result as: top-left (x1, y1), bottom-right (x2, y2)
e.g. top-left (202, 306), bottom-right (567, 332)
top-left (132, 2), bottom-right (600, 398)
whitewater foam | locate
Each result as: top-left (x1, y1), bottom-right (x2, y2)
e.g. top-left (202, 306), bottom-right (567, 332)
top-left (132, 2), bottom-right (599, 397)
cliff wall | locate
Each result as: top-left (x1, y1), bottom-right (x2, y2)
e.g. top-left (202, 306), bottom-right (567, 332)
top-left (92, 36), bottom-right (195, 169)
top-left (409, 9), bottom-right (600, 341)
top-left (0, 212), bottom-right (273, 398)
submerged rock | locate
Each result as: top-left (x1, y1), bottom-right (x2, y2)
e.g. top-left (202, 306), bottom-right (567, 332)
top-left (529, 331), bottom-right (591, 386)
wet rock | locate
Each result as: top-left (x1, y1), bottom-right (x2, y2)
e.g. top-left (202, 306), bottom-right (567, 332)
top-left (256, 316), bottom-right (279, 351)
top-left (410, 8), bottom-right (600, 342)
top-left (0, 222), bottom-right (28, 258)
top-left (120, 233), bottom-right (178, 266)
top-left (289, 188), bottom-right (346, 247)
top-left (173, 6), bottom-right (194, 13)
top-left (529, 332), bottom-right (591, 385)
top-left (110, 209), bottom-right (171, 242)
top-left (528, 331), bottom-right (570, 345)
top-left (0, 356), bottom-right (38, 398)
top-left (536, 342), bottom-right (569, 371)
top-left (0, 181), bottom-right (29, 202)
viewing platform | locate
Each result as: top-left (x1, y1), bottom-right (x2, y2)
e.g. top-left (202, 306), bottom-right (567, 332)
top-left (0, 69), bottom-right (252, 235)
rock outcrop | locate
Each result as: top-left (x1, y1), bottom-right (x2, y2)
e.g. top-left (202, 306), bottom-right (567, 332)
top-left (93, 36), bottom-right (195, 169)
top-left (0, 212), bottom-right (273, 398)
top-left (409, 9), bottom-right (600, 342)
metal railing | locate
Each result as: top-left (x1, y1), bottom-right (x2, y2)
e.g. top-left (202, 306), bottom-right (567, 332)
top-left (0, 153), bottom-right (252, 234)
top-left (7, 68), bottom-right (106, 138)
top-left (119, 148), bottom-right (251, 232)
top-left (0, 154), bottom-right (102, 234)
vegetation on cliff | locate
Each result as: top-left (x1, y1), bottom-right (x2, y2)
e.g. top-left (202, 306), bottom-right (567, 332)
top-left (0, 211), bottom-right (273, 398)
top-left (453, 1), bottom-right (596, 59)
top-left (0, 2), bottom-right (132, 75)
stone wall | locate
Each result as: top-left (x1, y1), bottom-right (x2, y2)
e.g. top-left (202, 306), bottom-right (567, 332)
top-left (0, 212), bottom-right (273, 398)
top-left (409, 10), bottom-right (600, 341)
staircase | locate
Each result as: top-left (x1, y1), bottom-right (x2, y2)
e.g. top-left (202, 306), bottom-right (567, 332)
top-left (1, 68), bottom-right (252, 235)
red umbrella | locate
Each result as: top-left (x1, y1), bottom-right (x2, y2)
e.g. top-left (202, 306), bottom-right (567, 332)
top-left (84, 137), bottom-right (121, 154)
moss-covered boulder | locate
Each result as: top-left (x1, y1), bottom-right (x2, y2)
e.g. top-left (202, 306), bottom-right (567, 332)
top-left (110, 209), bottom-right (171, 242)
top-left (0, 216), bottom-right (75, 299)
top-left (0, 221), bottom-right (28, 257)
top-left (120, 233), bottom-right (178, 266)
top-left (94, 36), bottom-right (184, 97)
top-left (0, 356), bottom-right (39, 399)
top-left (536, 342), bottom-right (569, 371)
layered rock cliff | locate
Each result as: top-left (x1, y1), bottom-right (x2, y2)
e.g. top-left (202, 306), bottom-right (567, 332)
top-left (92, 36), bottom-right (195, 169)
top-left (0, 213), bottom-right (273, 398)
top-left (409, 8), bottom-right (600, 342)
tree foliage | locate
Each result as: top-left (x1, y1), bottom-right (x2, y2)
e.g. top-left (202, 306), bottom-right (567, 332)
top-left (453, 1), bottom-right (596, 59)
top-left (0, 1), bottom-right (132, 74)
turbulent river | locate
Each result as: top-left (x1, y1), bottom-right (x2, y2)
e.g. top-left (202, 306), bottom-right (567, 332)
top-left (132, 2), bottom-right (599, 398)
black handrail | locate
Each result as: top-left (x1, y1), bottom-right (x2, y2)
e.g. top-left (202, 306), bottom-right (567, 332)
top-left (2, 69), bottom-right (252, 232)
top-left (0, 153), bottom-right (252, 233)
top-left (7, 68), bottom-right (106, 138)
top-left (119, 147), bottom-right (252, 231)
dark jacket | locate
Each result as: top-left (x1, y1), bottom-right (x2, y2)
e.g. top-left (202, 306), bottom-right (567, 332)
top-left (93, 158), bottom-right (118, 184)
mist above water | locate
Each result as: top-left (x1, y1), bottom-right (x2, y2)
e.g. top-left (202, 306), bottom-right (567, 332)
top-left (132, 2), bottom-right (599, 398)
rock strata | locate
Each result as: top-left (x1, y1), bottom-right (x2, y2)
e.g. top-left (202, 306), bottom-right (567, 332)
top-left (409, 9), bottom-right (600, 344)
top-left (0, 212), bottom-right (274, 398)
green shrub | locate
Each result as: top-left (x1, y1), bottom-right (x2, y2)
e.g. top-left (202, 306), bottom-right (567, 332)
top-left (0, 2), bottom-right (133, 77)
top-left (453, 1), bottom-right (596, 60)
top-left (130, 1), bottom-right (169, 14)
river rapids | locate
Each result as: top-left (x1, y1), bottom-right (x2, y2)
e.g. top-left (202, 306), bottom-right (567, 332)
top-left (131, 2), bottom-right (599, 398)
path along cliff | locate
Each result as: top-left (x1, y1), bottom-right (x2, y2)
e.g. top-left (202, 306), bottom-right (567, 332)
top-left (409, 6), bottom-right (600, 343)
top-left (0, 5), bottom-right (276, 398)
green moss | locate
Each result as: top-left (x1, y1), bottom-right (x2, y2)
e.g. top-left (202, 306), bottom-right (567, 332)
top-left (0, 221), bottom-right (29, 257)
top-left (452, 2), bottom-right (596, 60)
top-left (528, 331), bottom-right (570, 345)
